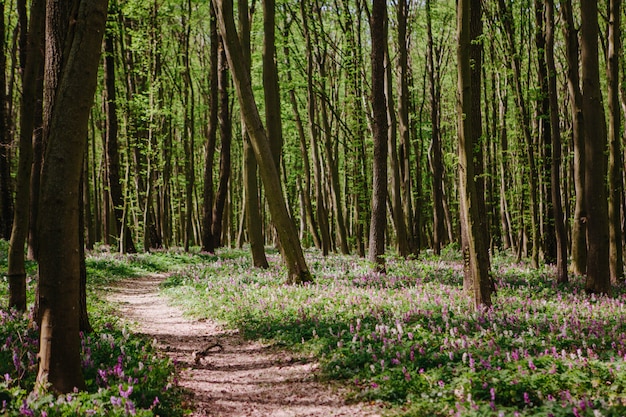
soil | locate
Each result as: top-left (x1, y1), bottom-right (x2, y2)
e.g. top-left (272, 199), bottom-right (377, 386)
top-left (105, 274), bottom-right (384, 417)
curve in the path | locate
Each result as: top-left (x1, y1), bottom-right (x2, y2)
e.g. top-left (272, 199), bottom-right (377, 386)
top-left (106, 274), bottom-right (383, 417)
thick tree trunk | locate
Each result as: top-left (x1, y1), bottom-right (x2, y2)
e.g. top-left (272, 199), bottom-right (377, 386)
top-left (580, 0), bottom-right (610, 294)
top-left (545, 0), bottom-right (568, 283)
top-left (214, 0), bottom-right (311, 284)
top-left (368, 0), bottom-right (388, 272)
top-left (8, 0), bottom-right (44, 311)
top-left (457, 0), bottom-right (492, 309)
top-left (36, 0), bottom-right (107, 393)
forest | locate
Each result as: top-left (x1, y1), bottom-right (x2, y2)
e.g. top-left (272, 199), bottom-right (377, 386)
top-left (1, 0), bottom-right (626, 415)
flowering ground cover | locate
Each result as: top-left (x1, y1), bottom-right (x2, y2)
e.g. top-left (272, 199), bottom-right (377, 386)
top-left (160, 248), bottom-right (626, 416)
top-left (0, 247), bottom-right (195, 416)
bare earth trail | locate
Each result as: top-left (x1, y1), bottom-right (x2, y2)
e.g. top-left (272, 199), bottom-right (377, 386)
top-left (105, 274), bottom-right (383, 417)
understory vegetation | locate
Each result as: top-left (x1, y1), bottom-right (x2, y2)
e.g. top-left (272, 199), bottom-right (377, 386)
top-left (0, 243), bottom-right (190, 416)
top-left (3, 244), bottom-right (626, 416)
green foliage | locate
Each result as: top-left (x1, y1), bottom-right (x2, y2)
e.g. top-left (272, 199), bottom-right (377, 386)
top-left (162, 248), bottom-right (626, 416)
top-left (0, 245), bottom-right (192, 416)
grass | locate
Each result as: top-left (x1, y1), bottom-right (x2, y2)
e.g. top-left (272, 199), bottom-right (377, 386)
top-left (0, 245), bottom-right (192, 417)
top-left (2, 243), bottom-right (626, 416)
top-left (160, 247), bottom-right (626, 417)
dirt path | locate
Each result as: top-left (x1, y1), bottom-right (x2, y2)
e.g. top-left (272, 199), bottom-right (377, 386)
top-left (106, 274), bottom-right (383, 417)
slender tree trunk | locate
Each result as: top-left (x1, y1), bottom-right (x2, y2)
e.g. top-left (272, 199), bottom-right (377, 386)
top-left (607, 0), bottom-right (623, 283)
top-left (8, 0), bottom-right (44, 311)
top-left (497, 0), bottom-right (540, 268)
top-left (426, 0), bottom-right (445, 255)
top-left (396, 0), bottom-right (415, 255)
top-left (236, 0), bottom-right (267, 267)
top-left (581, 0), bottom-right (610, 294)
top-left (202, 3), bottom-right (219, 253)
top-left (212, 42), bottom-right (232, 248)
top-left (182, 0), bottom-right (195, 252)
top-left (283, 19), bottom-right (321, 249)
top-left (214, 0), bottom-right (312, 284)
top-left (458, 0), bottom-right (492, 308)
top-left (301, 1), bottom-right (330, 255)
top-left (545, 0), bottom-right (568, 283)
top-left (37, 0), bottom-right (107, 393)
top-left (385, 40), bottom-right (409, 257)
top-left (562, 0), bottom-right (587, 275)
top-left (368, 0), bottom-right (388, 272)
top-left (535, 0), bottom-right (556, 265)
top-left (0, 1), bottom-right (12, 239)
top-left (104, 29), bottom-right (136, 253)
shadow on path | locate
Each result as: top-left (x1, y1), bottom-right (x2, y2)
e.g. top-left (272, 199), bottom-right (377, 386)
top-left (106, 274), bottom-right (382, 417)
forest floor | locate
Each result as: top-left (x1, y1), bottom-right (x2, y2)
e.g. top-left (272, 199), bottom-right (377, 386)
top-left (105, 273), bottom-right (383, 417)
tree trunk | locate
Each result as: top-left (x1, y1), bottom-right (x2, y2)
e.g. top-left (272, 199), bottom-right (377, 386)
top-left (545, 0), bottom-right (568, 283)
top-left (396, 0), bottom-right (415, 255)
top-left (581, 0), bottom-right (610, 294)
top-left (301, 1), bottom-right (331, 256)
top-left (385, 39), bottom-right (409, 258)
top-left (0, 1), bottom-right (12, 240)
top-left (211, 41), bottom-right (232, 248)
top-left (283, 18), bottom-right (320, 249)
top-left (214, 0), bottom-right (312, 284)
top-left (368, 0), bottom-right (388, 272)
top-left (236, 0), bottom-right (268, 267)
top-left (497, 0), bottom-right (540, 268)
top-left (457, 0), bottom-right (492, 309)
top-left (426, 0), bottom-right (445, 255)
top-left (561, 0), bottom-right (586, 275)
top-left (8, 0), bottom-right (44, 311)
top-left (37, 0), bottom-right (107, 393)
top-left (104, 29), bottom-right (136, 253)
top-left (535, 0), bottom-right (556, 265)
top-left (201, 3), bottom-right (219, 253)
top-left (607, 0), bottom-right (623, 283)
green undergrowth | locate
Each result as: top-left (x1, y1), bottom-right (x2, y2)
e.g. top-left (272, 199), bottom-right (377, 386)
top-left (160, 247), bottom-right (626, 416)
top-left (0, 246), bottom-right (198, 416)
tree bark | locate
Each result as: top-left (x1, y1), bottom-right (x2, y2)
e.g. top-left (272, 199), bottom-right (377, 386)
top-left (8, 0), bottom-right (45, 311)
top-left (580, 0), bottom-right (610, 294)
top-left (426, 0), bottom-right (445, 255)
top-left (36, 0), bottom-right (107, 393)
top-left (545, 0), bottom-right (568, 283)
top-left (368, 0), bottom-right (388, 272)
top-left (201, 3), bottom-right (219, 253)
top-left (104, 29), bottom-right (136, 253)
top-left (535, 0), bottom-right (556, 265)
top-left (497, 0), bottom-right (540, 268)
top-left (211, 41), bottom-right (232, 248)
top-left (607, 0), bottom-right (623, 283)
top-left (301, 1), bottom-right (331, 256)
top-left (214, 0), bottom-right (312, 284)
top-left (457, 0), bottom-right (492, 308)
top-left (561, 0), bottom-right (586, 275)
top-left (396, 0), bottom-right (415, 255)
top-left (0, 1), bottom-right (12, 240)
